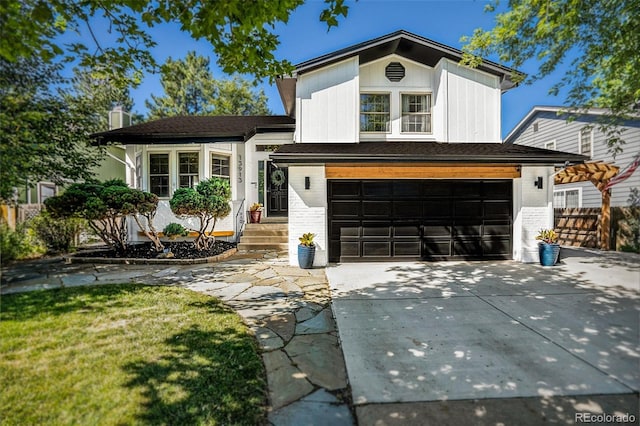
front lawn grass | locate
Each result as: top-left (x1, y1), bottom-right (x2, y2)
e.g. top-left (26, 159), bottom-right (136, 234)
top-left (0, 285), bottom-right (266, 425)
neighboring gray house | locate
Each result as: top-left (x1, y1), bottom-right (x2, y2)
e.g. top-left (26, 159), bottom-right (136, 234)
top-left (504, 106), bottom-right (640, 208)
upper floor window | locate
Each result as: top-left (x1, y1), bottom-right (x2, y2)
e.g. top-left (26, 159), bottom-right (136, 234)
top-left (149, 153), bottom-right (170, 197)
top-left (545, 140), bottom-right (556, 150)
top-left (211, 155), bottom-right (230, 180)
top-left (178, 152), bottom-right (199, 188)
top-left (360, 93), bottom-right (390, 132)
top-left (401, 94), bottom-right (432, 133)
top-left (579, 127), bottom-right (592, 157)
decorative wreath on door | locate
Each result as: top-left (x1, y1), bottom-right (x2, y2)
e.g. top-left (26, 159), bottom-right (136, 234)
top-left (271, 169), bottom-right (286, 187)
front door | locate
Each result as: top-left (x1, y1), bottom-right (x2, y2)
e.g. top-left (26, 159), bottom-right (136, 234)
top-left (267, 162), bottom-right (288, 216)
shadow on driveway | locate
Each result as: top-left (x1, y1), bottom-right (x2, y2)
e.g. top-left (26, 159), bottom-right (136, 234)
top-left (326, 255), bottom-right (639, 424)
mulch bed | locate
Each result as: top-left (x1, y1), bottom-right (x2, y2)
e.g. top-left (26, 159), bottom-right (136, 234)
top-left (77, 241), bottom-right (237, 260)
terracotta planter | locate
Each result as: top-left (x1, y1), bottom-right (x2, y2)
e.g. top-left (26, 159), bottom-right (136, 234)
top-left (249, 210), bottom-right (262, 223)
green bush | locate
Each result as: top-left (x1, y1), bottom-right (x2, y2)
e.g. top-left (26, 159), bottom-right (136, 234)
top-left (163, 222), bottom-right (188, 238)
top-left (30, 211), bottom-right (85, 254)
top-left (0, 222), bottom-right (46, 262)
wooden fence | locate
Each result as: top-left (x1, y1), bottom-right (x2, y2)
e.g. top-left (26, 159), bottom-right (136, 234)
top-left (555, 207), bottom-right (640, 252)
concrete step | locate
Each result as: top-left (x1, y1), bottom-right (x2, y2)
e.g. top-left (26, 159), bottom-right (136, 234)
top-left (242, 230), bottom-right (288, 238)
top-left (237, 242), bottom-right (289, 252)
top-left (244, 223), bottom-right (288, 231)
top-left (240, 235), bottom-right (288, 244)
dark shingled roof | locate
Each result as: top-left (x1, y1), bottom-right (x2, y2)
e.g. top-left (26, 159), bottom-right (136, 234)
top-left (270, 142), bottom-right (587, 164)
top-left (294, 30), bottom-right (522, 92)
top-left (92, 115), bottom-right (295, 144)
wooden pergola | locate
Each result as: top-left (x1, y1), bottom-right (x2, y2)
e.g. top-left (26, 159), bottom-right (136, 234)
top-left (554, 161), bottom-right (619, 250)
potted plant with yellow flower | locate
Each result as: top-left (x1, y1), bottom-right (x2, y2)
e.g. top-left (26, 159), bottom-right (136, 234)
top-left (536, 229), bottom-right (560, 266)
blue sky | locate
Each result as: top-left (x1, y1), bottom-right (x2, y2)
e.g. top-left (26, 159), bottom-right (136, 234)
top-left (92, 0), bottom-right (572, 138)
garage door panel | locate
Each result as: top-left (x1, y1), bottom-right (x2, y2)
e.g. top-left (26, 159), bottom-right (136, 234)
top-left (332, 221), bottom-right (360, 238)
top-left (423, 240), bottom-right (451, 257)
top-left (330, 181), bottom-right (361, 197)
top-left (363, 201), bottom-right (392, 217)
top-left (453, 239), bottom-right (484, 256)
top-left (340, 241), bottom-right (360, 257)
top-left (484, 221), bottom-right (511, 236)
top-left (483, 237), bottom-right (511, 255)
top-left (393, 225), bottom-right (421, 238)
top-left (363, 181), bottom-right (392, 197)
top-left (423, 224), bottom-right (451, 237)
top-left (454, 200), bottom-right (482, 217)
top-left (331, 200), bottom-right (360, 217)
top-left (362, 224), bottom-right (391, 238)
top-left (483, 181), bottom-right (512, 198)
top-left (393, 201), bottom-right (423, 218)
top-left (393, 181), bottom-right (422, 197)
top-left (454, 182), bottom-right (483, 197)
top-left (394, 241), bottom-right (421, 256)
top-left (329, 180), bottom-right (512, 262)
top-left (362, 241), bottom-right (391, 257)
top-left (453, 223), bottom-right (482, 237)
top-left (484, 201), bottom-right (511, 217)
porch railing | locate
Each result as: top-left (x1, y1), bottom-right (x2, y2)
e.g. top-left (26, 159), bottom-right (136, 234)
top-left (234, 199), bottom-right (245, 243)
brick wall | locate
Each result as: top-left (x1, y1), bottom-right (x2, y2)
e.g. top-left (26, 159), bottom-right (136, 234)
top-left (288, 165), bottom-right (327, 266)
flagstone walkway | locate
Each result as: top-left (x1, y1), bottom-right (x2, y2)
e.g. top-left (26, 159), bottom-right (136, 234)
top-left (1, 252), bottom-right (354, 426)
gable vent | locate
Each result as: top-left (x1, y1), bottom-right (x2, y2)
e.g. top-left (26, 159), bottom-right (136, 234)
top-left (385, 62), bottom-right (405, 82)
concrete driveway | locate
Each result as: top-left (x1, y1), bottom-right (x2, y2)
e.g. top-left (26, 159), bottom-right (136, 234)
top-left (326, 249), bottom-right (640, 425)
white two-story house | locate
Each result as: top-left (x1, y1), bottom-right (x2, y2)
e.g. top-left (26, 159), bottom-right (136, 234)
top-left (270, 30), bottom-right (584, 265)
top-left (95, 30), bottom-right (584, 264)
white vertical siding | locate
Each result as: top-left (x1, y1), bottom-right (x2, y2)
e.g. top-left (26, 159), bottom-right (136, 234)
top-left (297, 58), bottom-right (359, 143)
top-left (432, 61), bottom-right (448, 141)
top-left (288, 165), bottom-right (328, 267)
top-left (509, 112), bottom-right (640, 207)
top-left (446, 60), bottom-right (501, 142)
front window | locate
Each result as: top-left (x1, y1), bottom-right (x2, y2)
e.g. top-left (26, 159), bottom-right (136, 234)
top-left (554, 189), bottom-right (581, 208)
top-left (360, 94), bottom-right (390, 132)
top-left (401, 94), bottom-right (432, 133)
top-left (149, 153), bottom-right (169, 197)
top-left (211, 155), bottom-right (230, 180)
top-left (178, 152), bottom-right (199, 188)
top-left (580, 128), bottom-right (592, 157)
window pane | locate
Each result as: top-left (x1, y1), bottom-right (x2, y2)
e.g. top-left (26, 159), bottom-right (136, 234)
top-left (179, 152), bottom-right (198, 174)
top-left (566, 190), bottom-right (580, 208)
top-left (149, 154), bottom-right (169, 196)
top-left (401, 94), bottom-right (431, 133)
top-left (150, 176), bottom-right (169, 198)
top-left (553, 191), bottom-right (565, 208)
top-left (580, 128), bottom-right (592, 156)
top-left (211, 155), bottom-right (230, 179)
top-left (150, 154), bottom-right (169, 174)
top-left (360, 94), bottom-right (390, 132)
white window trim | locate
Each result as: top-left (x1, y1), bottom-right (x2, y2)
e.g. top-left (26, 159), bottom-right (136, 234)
top-left (400, 92), bottom-right (433, 135)
top-left (578, 128), bottom-right (594, 157)
top-left (177, 151), bottom-right (200, 189)
top-left (148, 151), bottom-right (171, 199)
top-left (210, 153), bottom-right (231, 180)
top-left (359, 92), bottom-right (392, 134)
top-left (553, 187), bottom-right (582, 208)
top-left (544, 139), bottom-right (556, 150)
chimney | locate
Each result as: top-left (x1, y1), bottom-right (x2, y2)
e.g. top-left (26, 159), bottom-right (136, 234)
top-left (109, 106), bottom-right (132, 130)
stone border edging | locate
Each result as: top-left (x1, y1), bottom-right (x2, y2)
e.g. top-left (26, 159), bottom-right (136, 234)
top-left (64, 247), bottom-right (238, 265)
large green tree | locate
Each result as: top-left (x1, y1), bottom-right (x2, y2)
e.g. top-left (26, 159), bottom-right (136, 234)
top-left (0, 58), bottom-right (104, 201)
top-left (462, 0), bottom-right (639, 155)
top-left (0, 0), bottom-right (350, 86)
top-left (146, 52), bottom-right (270, 119)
